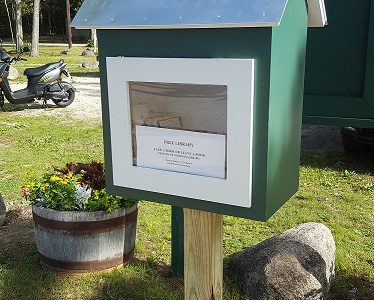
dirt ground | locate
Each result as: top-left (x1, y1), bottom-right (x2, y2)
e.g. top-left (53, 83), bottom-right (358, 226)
top-left (301, 125), bottom-right (344, 152)
top-left (0, 206), bottom-right (34, 257)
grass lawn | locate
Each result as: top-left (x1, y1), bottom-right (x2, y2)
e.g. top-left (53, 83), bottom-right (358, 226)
top-left (0, 110), bottom-right (373, 299)
top-left (4, 45), bottom-right (99, 82)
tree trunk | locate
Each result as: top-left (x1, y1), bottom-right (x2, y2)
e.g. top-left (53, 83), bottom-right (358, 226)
top-left (48, 7), bottom-right (52, 35)
top-left (91, 29), bottom-right (97, 53)
top-left (4, 0), bottom-right (15, 47)
top-left (14, 0), bottom-right (23, 52)
top-left (66, 0), bottom-right (72, 49)
top-left (31, 0), bottom-right (40, 57)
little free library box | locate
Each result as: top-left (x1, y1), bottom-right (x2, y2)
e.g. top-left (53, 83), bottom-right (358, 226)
top-left (73, 0), bottom-right (327, 221)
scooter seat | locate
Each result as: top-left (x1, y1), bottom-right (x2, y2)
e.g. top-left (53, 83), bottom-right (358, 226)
top-left (24, 62), bottom-right (63, 77)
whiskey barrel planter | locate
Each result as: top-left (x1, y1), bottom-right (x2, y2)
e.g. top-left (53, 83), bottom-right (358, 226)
top-left (32, 204), bottom-right (138, 272)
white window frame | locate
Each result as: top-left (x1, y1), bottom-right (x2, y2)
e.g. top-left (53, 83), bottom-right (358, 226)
top-left (106, 57), bottom-right (254, 208)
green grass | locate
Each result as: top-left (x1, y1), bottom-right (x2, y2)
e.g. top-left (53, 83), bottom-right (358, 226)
top-left (0, 111), bottom-right (373, 299)
top-left (5, 45), bottom-right (99, 83)
top-left (0, 115), bottom-right (103, 207)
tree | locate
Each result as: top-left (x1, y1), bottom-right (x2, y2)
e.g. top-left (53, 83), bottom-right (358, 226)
top-left (91, 29), bottom-right (97, 53)
top-left (31, 0), bottom-right (40, 57)
top-left (70, 0), bottom-right (84, 18)
top-left (13, 0), bottom-right (23, 52)
top-left (4, 0), bottom-right (15, 46)
top-left (66, 0), bottom-right (72, 48)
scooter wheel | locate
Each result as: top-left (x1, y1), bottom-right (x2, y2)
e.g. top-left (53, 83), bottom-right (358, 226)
top-left (52, 85), bottom-right (75, 107)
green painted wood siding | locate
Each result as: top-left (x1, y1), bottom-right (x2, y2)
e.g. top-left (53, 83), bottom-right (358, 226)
top-left (98, 28), bottom-right (273, 220)
top-left (266, 0), bottom-right (308, 218)
top-left (304, 0), bottom-right (374, 128)
top-left (97, 0), bottom-right (307, 220)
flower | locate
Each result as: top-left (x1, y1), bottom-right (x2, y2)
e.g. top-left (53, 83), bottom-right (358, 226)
top-left (74, 184), bottom-right (92, 210)
top-left (50, 175), bottom-right (62, 182)
top-left (20, 186), bottom-right (30, 197)
top-left (21, 161), bottom-right (137, 213)
top-left (40, 183), bottom-right (49, 191)
top-left (26, 181), bottom-right (36, 188)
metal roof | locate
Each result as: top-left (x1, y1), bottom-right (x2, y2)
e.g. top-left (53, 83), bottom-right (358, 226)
top-left (72, 0), bottom-right (289, 29)
top-left (72, 0), bottom-right (327, 30)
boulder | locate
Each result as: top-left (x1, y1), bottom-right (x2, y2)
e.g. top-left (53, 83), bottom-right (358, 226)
top-left (82, 49), bottom-right (95, 57)
top-left (82, 61), bottom-right (99, 69)
top-left (228, 223), bottom-right (335, 300)
top-left (8, 66), bottom-right (19, 80)
top-left (0, 194), bottom-right (6, 226)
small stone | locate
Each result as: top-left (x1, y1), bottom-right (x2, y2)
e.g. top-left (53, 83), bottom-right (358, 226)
top-left (0, 194), bottom-right (6, 226)
top-left (61, 49), bottom-right (69, 55)
top-left (82, 49), bottom-right (95, 57)
top-left (228, 222), bottom-right (336, 300)
top-left (82, 61), bottom-right (99, 69)
top-left (8, 66), bottom-right (19, 80)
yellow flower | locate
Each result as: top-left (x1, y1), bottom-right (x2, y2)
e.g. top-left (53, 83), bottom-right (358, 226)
top-left (40, 183), bottom-right (49, 191)
top-left (61, 180), bottom-right (68, 185)
top-left (28, 181), bottom-right (35, 188)
top-left (63, 173), bottom-right (74, 181)
top-left (26, 171), bottom-right (34, 178)
top-left (50, 175), bottom-right (62, 182)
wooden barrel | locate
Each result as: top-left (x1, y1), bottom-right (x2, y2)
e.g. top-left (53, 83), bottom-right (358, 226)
top-left (32, 204), bottom-right (138, 272)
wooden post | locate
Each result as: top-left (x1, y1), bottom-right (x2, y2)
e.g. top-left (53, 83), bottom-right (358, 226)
top-left (184, 208), bottom-right (223, 300)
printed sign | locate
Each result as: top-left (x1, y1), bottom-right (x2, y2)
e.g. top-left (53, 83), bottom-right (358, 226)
top-left (136, 126), bottom-right (226, 179)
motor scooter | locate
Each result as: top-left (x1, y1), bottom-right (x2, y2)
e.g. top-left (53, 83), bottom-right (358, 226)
top-left (0, 39), bottom-right (75, 109)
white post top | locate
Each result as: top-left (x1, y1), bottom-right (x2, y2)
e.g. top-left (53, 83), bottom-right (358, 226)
top-left (307, 0), bottom-right (328, 27)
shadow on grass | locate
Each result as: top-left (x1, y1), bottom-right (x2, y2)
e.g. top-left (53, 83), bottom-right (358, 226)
top-left (301, 151), bottom-right (374, 175)
top-left (0, 248), bottom-right (60, 300)
top-left (70, 71), bottom-right (99, 78)
top-left (329, 272), bottom-right (374, 300)
top-left (0, 209), bottom-right (60, 300)
top-left (0, 102), bottom-right (63, 112)
top-left (1, 210), bottom-right (183, 300)
top-left (88, 258), bottom-right (183, 300)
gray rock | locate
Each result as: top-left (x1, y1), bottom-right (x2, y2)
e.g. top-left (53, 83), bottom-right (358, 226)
top-left (8, 66), bottom-right (19, 80)
top-left (228, 223), bottom-right (335, 300)
top-left (81, 61), bottom-right (99, 69)
top-left (0, 194), bottom-right (6, 226)
top-left (82, 49), bottom-right (95, 57)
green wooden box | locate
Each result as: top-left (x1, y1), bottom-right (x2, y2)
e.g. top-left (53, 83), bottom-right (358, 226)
top-left (304, 0), bottom-right (374, 128)
top-left (73, 0), bottom-right (326, 221)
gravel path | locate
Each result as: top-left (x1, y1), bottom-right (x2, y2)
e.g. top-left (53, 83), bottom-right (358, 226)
top-left (8, 77), bottom-right (102, 122)
top-left (7, 77), bottom-right (344, 151)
